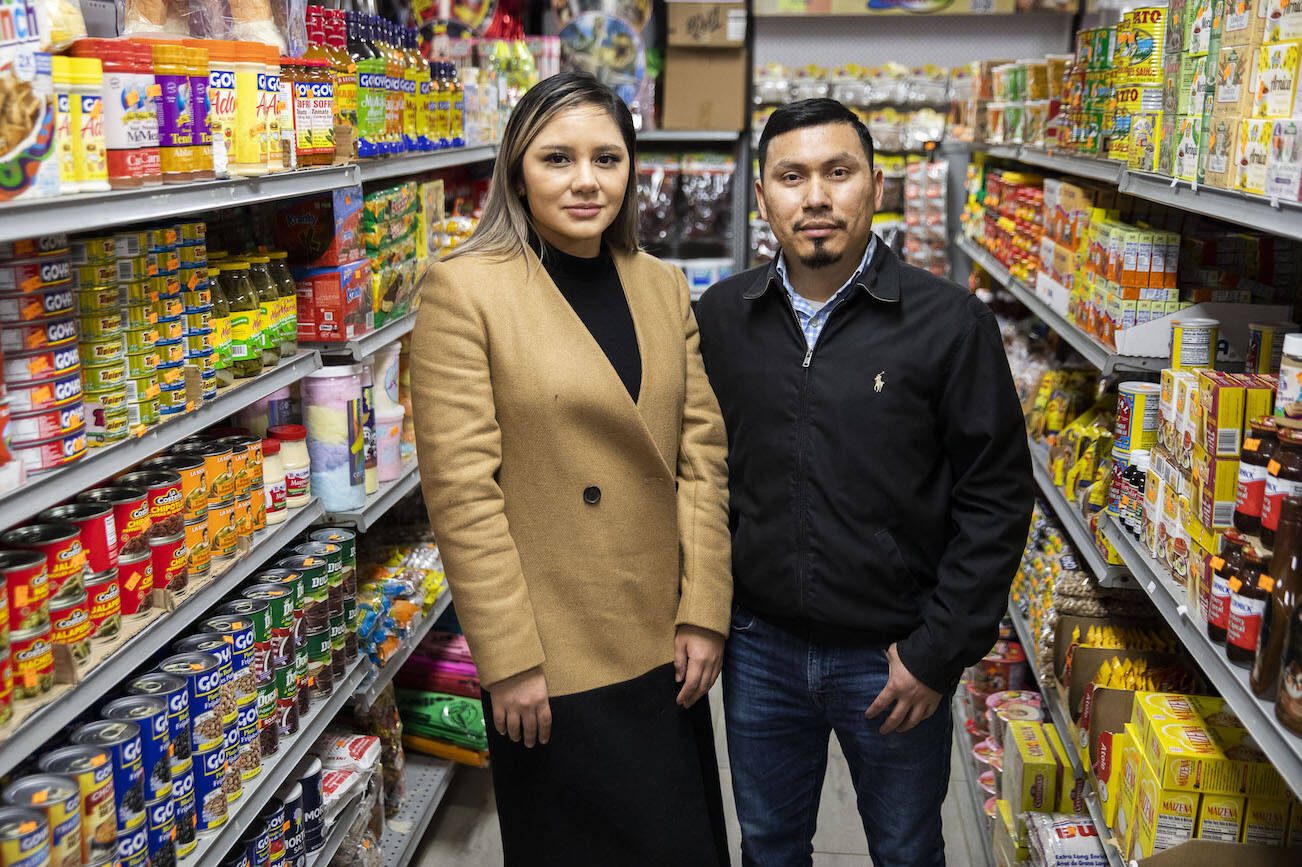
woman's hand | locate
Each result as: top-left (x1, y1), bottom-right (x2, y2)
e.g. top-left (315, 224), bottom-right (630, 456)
top-left (491, 666), bottom-right (552, 747)
top-left (674, 625), bottom-right (724, 708)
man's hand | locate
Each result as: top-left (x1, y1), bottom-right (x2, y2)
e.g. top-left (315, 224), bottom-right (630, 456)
top-left (490, 666), bottom-right (552, 747)
top-left (675, 625), bottom-right (724, 708)
top-left (864, 643), bottom-right (942, 734)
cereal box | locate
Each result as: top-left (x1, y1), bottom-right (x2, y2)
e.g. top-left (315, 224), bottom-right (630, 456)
top-left (1242, 797), bottom-right (1290, 845)
top-left (1253, 41), bottom-right (1302, 119)
top-left (1174, 113), bottom-right (1204, 181)
top-left (1196, 792), bottom-right (1246, 841)
top-left (1001, 721), bottom-right (1065, 816)
top-left (1236, 118), bottom-right (1274, 193)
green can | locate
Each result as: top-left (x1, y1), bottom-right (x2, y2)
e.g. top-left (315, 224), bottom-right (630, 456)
top-left (126, 350), bottom-right (162, 378)
top-left (256, 569), bottom-right (304, 610)
top-left (124, 325), bottom-right (157, 354)
top-left (308, 528), bottom-right (356, 575)
top-left (84, 385), bottom-right (129, 413)
top-left (185, 308), bottom-right (213, 334)
top-left (275, 557), bottom-right (327, 602)
top-left (242, 584), bottom-right (293, 633)
top-left (342, 596), bottom-right (355, 629)
top-left (183, 287), bottom-right (212, 310)
top-left (115, 254), bottom-right (154, 282)
top-left (156, 296), bottom-right (184, 321)
top-left (306, 630), bottom-right (330, 663)
top-left (134, 395), bottom-right (160, 428)
top-left (256, 681), bottom-right (276, 739)
top-left (80, 310), bottom-right (124, 338)
top-left (127, 370), bottom-right (159, 401)
top-left (120, 279), bottom-right (156, 304)
top-left (79, 334), bottom-right (127, 365)
top-left (82, 359), bottom-right (126, 391)
top-left (74, 262), bottom-right (117, 289)
top-left (124, 302), bottom-right (157, 330)
top-left (328, 611), bottom-right (344, 652)
top-left (177, 222), bottom-right (205, 244)
top-left (76, 284), bottom-right (123, 312)
top-left (294, 543), bottom-right (342, 590)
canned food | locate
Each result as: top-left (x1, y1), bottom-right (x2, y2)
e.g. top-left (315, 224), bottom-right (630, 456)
top-left (0, 316), bottom-right (78, 353)
top-left (69, 720), bottom-right (145, 832)
top-left (1, 234), bottom-right (69, 259)
top-left (277, 556), bottom-right (327, 633)
top-left (38, 746), bottom-right (117, 865)
top-left (145, 796), bottom-right (174, 867)
top-left (182, 519), bottom-right (210, 577)
top-left (76, 285), bottom-right (124, 314)
top-left (241, 814), bottom-right (270, 867)
top-left (177, 222), bottom-right (204, 243)
top-left (4, 344), bottom-right (80, 383)
top-left (183, 289), bottom-right (213, 311)
top-left (233, 494), bottom-right (252, 542)
top-left (147, 533), bottom-right (187, 595)
top-left (123, 303), bottom-right (157, 331)
top-left (1247, 322), bottom-right (1301, 375)
top-left (221, 723), bottom-right (242, 805)
top-left (11, 624), bottom-right (53, 700)
top-left (0, 255), bottom-right (71, 291)
top-left (116, 549), bottom-right (152, 618)
top-left (7, 370), bottom-right (83, 413)
top-left (171, 441), bottom-right (234, 502)
top-left (234, 702), bottom-right (261, 781)
top-left (82, 360), bottom-right (127, 392)
top-left (125, 373), bottom-right (159, 407)
top-left (74, 262), bottom-right (117, 288)
top-left (38, 501), bottom-right (119, 572)
top-left (200, 372), bottom-right (217, 403)
top-left (1116, 382), bottom-right (1161, 453)
top-left (114, 256), bottom-right (154, 283)
top-left (116, 470), bottom-right (184, 535)
top-left (156, 363), bottom-right (185, 388)
top-left (82, 386), bottom-right (127, 414)
top-left (156, 296), bottom-right (183, 320)
top-left (0, 592), bottom-right (7, 652)
top-left (157, 318), bottom-right (183, 342)
top-left (8, 403), bottom-right (84, 445)
top-left (255, 681), bottom-right (278, 757)
top-left (294, 543), bottom-right (341, 592)
top-left (309, 528), bottom-right (355, 575)
top-left (189, 349), bottom-right (216, 376)
top-left (86, 411), bottom-right (130, 449)
top-left (79, 335), bottom-right (126, 366)
top-left (137, 455), bottom-right (207, 521)
top-left (113, 231), bottom-right (146, 259)
top-left (261, 798), bottom-right (285, 866)
top-left (184, 306), bottom-right (212, 331)
top-left (49, 588), bottom-right (92, 668)
top-left (122, 327), bottom-right (156, 354)
top-left (305, 630), bottom-right (332, 700)
top-left (0, 806), bottom-right (50, 867)
top-left (179, 245), bottom-right (206, 266)
top-left (132, 395), bottom-right (160, 429)
top-left (120, 279), bottom-right (156, 305)
top-left (170, 761), bottom-right (196, 858)
top-left (157, 653), bottom-right (223, 753)
top-left (278, 782), bottom-right (303, 867)
top-left (0, 522), bottom-right (86, 598)
top-left (158, 384), bottom-right (188, 413)
top-left (158, 274), bottom-right (181, 297)
top-left (69, 236), bottom-right (114, 264)
top-left (208, 500), bottom-right (237, 560)
top-left (173, 635), bottom-right (238, 728)
top-left (203, 615), bottom-right (258, 695)
top-left (84, 569), bottom-right (121, 643)
top-left (0, 285), bottom-right (75, 321)
top-left (79, 311), bottom-right (124, 339)
top-left (125, 672), bottom-right (191, 764)
top-left (184, 330), bottom-right (212, 355)
top-left (11, 425), bottom-right (88, 473)
top-left (0, 646), bottom-right (12, 726)
top-left (1170, 317), bottom-right (1220, 371)
top-left (103, 696), bottom-right (172, 803)
top-left (191, 745), bottom-right (227, 832)
top-left (3, 775), bottom-right (81, 867)
top-left (76, 486), bottom-right (150, 551)
top-left (124, 351), bottom-right (161, 379)
top-left (0, 549), bottom-right (49, 634)
top-left (242, 585), bottom-right (292, 666)
top-left (116, 824), bottom-right (148, 867)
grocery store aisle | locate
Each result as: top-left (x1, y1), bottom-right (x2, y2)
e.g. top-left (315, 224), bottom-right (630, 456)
top-left (413, 684), bottom-right (988, 865)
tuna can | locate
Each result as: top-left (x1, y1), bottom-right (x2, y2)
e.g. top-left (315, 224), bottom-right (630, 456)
top-left (76, 486), bottom-right (150, 551)
top-left (3, 344), bottom-right (80, 384)
top-left (182, 519), bottom-right (210, 578)
top-left (79, 335), bottom-right (126, 366)
top-left (156, 297), bottom-right (184, 321)
top-left (11, 624), bottom-right (53, 700)
top-left (0, 646), bottom-right (12, 726)
top-left (82, 386), bottom-right (127, 415)
top-left (115, 280), bottom-right (153, 306)
top-left (157, 339), bottom-right (184, 366)
top-left (261, 798), bottom-right (285, 865)
top-left (115, 824), bottom-right (148, 867)
top-left (1, 235), bottom-right (69, 259)
top-left (7, 370), bottom-right (82, 413)
top-left (147, 533), bottom-right (187, 595)
top-left (69, 720), bottom-right (145, 833)
top-left (188, 348), bottom-right (216, 376)
top-left (115, 548), bottom-right (152, 619)
top-left (138, 454), bottom-right (207, 522)
top-left (121, 326), bottom-right (156, 354)
top-left (0, 522), bottom-right (86, 598)
top-left (203, 615), bottom-right (258, 700)
top-left (208, 500), bottom-right (237, 560)
top-left (116, 470), bottom-right (184, 536)
top-left (157, 652), bottom-right (223, 754)
top-left (179, 245), bottom-right (206, 267)
top-left (103, 696), bottom-right (172, 803)
top-left (158, 392), bottom-right (188, 418)
top-left (49, 588), bottom-right (92, 669)
top-left (38, 746), bottom-right (116, 865)
top-left (131, 396), bottom-right (160, 430)
top-left (200, 371), bottom-right (217, 403)
top-left (0, 549), bottom-right (48, 633)
top-left (113, 231), bottom-right (147, 259)
top-left (126, 672), bottom-right (191, 763)
top-left (183, 287), bottom-right (212, 310)
top-left (114, 256), bottom-right (154, 283)
top-left (171, 441), bottom-right (234, 503)
top-left (1170, 317), bottom-right (1220, 371)
top-left (0, 285), bottom-right (75, 320)
top-left (10, 425), bottom-right (88, 474)
top-left (3, 774), bottom-right (81, 867)
top-left (69, 235), bottom-right (114, 263)
top-left (158, 274), bottom-right (180, 297)
top-left (84, 569), bottom-right (121, 643)
top-left (234, 701), bottom-right (261, 781)
top-left (86, 408), bottom-right (129, 449)
top-left (75, 285), bottom-right (124, 313)
top-left (123, 303), bottom-right (157, 331)
top-left (0, 807), bottom-right (50, 867)
top-left (226, 847), bottom-right (252, 867)
top-left (145, 796), bottom-right (175, 867)
top-left (177, 222), bottom-right (204, 244)
top-left (173, 634), bottom-right (239, 727)
top-left (157, 318), bottom-right (183, 342)
top-left (0, 316), bottom-right (78, 353)
top-left (169, 760), bottom-right (196, 858)
top-left (73, 262), bottom-right (117, 288)
top-left (38, 501), bottom-right (119, 572)
top-left (79, 311), bottom-right (124, 339)
top-left (184, 329), bottom-right (213, 355)
top-left (276, 781), bottom-right (303, 867)
top-left (158, 378), bottom-right (187, 408)
top-left (82, 360), bottom-right (127, 393)
top-left (123, 351), bottom-right (161, 379)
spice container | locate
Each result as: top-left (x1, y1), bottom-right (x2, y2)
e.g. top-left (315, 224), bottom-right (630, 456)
top-left (71, 57), bottom-right (111, 192)
top-left (69, 39), bottom-right (161, 188)
top-left (187, 45), bottom-right (214, 180)
top-left (146, 43), bottom-right (195, 183)
top-left (263, 46), bottom-right (283, 173)
top-left (52, 56), bottom-right (79, 194)
top-left (302, 366), bottom-right (364, 511)
top-left (232, 42), bottom-right (268, 177)
top-left (190, 40), bottom-right (238, 178)
top-left (268, 425), bottom-right (310, 507)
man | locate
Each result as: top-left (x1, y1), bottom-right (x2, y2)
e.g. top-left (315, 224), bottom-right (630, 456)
top-left (695, 98), bottom-right (1034, 866)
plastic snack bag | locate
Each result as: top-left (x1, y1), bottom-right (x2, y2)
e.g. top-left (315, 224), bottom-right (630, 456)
top-left (1025, 813), bottom-right (1108, 866)
top-left (34, 0), bottom-right (87, 50)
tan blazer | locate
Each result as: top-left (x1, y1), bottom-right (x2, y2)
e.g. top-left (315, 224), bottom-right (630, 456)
top-left (409, 246), bottom-right (732, 697)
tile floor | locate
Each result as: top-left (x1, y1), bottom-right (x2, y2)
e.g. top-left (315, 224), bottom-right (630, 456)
top-left (414, 686), bottom-right (990, 865)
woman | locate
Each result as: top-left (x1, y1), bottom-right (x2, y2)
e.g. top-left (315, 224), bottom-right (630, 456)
top-left (410, 73), bottom-right (733, 865)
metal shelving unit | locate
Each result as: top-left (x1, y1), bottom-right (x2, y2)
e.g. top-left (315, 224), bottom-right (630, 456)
top-left (355, 590), bottom-right (453, 709)
top-left (0, 350), bottom-right (322, 534)
top-left (357, 146), bottom-right (498, 183)
top-left (322, 460), bottom-right (421, 532)
top-left (311, 312), bottom-right (417, 361)
top-left (955, 236), bottom-right (1164, 375)
top-left (379, 752), bottom-right (457, 865)
top-left (951, 691), bottom-right (996, 867)
top-left (0, 499), bottom-right (324, 778)
top-left (305, 790), bottom-right (364, 867)
top-left (1101, 514), bottom-right (1302, 800)
top-left (984, 145), bottom-right (1125, 185)
top-left (1029, 442), bottom-right (1133, 589)
top-left (637, 130), bottom-right (741, 144)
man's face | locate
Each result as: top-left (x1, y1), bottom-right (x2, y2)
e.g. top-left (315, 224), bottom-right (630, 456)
top-left (756, 122), bottom-right (883, 271)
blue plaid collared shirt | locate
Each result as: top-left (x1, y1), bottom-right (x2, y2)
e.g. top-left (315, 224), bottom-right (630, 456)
top-left (775, 235), bottom-right (877, 350)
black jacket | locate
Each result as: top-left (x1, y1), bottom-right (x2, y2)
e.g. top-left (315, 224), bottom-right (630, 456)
top-left (695, 240), bottom-right (1034, 693)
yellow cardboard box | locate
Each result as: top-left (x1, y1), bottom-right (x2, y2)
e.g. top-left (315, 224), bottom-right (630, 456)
top-left (1208, 724), bottom-right (1290, 798)
top-left (1097, 725), bottom-right (1138, 828)
top-left (1134, 752), bottom-right (1199, 858)
top-left (1253, 41), bottom-right (1302, 119)
top-left (1242, 797), bottom-right (1290, 845)
top-left (1146, 719), bottom-right (1245, 795)
top-left (1235, 118), bottom-right (1273, 193)
top-left (1001, 721), bottom-right (1065, 816)
top-left (1044, 723), bottom-right (1085, 813)
top-left (1196, 792), bottom-right (1246, 841)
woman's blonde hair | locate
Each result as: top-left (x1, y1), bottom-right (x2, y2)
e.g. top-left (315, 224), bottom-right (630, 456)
top-left (446, 72), bottom-right (640, 261)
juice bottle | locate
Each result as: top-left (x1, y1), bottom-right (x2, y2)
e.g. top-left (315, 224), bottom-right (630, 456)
top-left (433, 61), bottom-right (451, 150)
top-left (402, 28), bottom-right (421, 152)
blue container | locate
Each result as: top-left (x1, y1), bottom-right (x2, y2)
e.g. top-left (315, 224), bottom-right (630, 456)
top-left (104, 696), bottom-right (173, 802)
top-left (70, 720), bottom-right (145, 833)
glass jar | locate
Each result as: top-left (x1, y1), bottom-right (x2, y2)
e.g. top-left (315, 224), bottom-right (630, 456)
top-left (1208, 533), bottom-right (1246, 644)
top-left (211, 269), bottom-right (234, 389)
top-left (1253, 494), bottom-right (1302, 698)
top-left (1262, 426), bottom-right (1302, 547)
top-left (1228, 550), bottom-right (1273, 668)
top-left (266, 251), bottom-right (298, 359)
top-left (1235, 417), bottom-right (1279, 535)
top-left (262, 439), bottom-right (287, 525)
top-left (218, 261), bottom-right (264, 379)
top-left (268, 425), bottom-right (310, 508)
top-left (247, 256), bottom-right (281, 369)
top-left (1278, 332), bottom-right (1302, 417)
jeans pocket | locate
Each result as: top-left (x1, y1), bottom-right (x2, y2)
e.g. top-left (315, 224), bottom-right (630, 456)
top-left (730, 605), bottom-right (757, 635)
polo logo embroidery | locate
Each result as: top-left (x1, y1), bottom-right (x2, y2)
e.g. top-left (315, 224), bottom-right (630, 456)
top-left (874, 372), bottom-right (885, 393)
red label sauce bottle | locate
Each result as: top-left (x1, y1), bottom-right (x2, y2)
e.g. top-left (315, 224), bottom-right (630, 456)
top-left (1252, 495), bottom-right (1302, 698)
top-left (1227, 549), bottom-right (1272, 668)
top-left (1234, 416), bottom-right (1278, 535)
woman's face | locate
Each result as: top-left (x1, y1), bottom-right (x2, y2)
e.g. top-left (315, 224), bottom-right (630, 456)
top-left (520, 104), bottom-right (629, 258)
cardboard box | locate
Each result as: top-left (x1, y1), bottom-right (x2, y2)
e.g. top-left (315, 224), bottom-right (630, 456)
top-left (992, 799), bottom-right (1029, 865)
top-left (276, 185), bottom-right (366, 268)
top-left (1174, 114), bottom-right (1205, 181)
top-left (1264, 0), bottom-right (1302, 41)
top-left (1196, 792), bottom-right (1246, 840)
top-left (665, 1), bottom-right (746, 47)
top-left (1138, 839), bottom-right (1302, 864)
top-left (1208, 724), bottom-right (1290, 798)
top-left (1096, 725), bottom-right (1137, 828)
top-left (1001, 720), bottom-right (1065, 817)
top-left (1134, 752), bottom-right (1199, 858)
top-left (1252, 42), bottom-right (1302, 119)
top-left (662, 47), bottom-right (746, 131)
top-left (1212, 45), bottom-right (1257, 117)
top-left (1201, 116), bottom-right (1239, 190)
top-left (1180, 54), bottom-right (1214, 115)
top-left (1044, 723), bottom-right (1085, 813)
top-left (1242, 797), bottom-right (1290, 845)
top-left (1235, 118), bottom-right (1273, 193)
top-left (1222, 0), bottom-right (1270, 47)
top-left (1266, 119), bottom-right (1302, 202)
top-left (1196, 370), bottom-right (1247, 457)
top-left (1141, 717), bottom-right (1245, 795)
top-left (292, 259), bottom-right (372, 342)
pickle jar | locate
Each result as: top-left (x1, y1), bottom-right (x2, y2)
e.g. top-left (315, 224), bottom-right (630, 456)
top-left (217, 261), bottom-right (264, 380)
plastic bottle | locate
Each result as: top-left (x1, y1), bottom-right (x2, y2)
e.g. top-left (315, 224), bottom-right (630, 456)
top-left (149, 43), bottom-right (195, 183)
top-left (187, 45), bottom-right (214, 180)
top-left (69, 57), bottom-right (110, 192)
top-left (433, 60), bottom-right (451, 149)
top-left (325, 9), bottom-right (358, 159)
top-left (194, 39), bottom-right (239, 177)
top-left (414, 33), bottom-right (434, 150)
top-left (1208, 535), bottom-right (1246, 644)
top-left (232, 42), bottom-right (268, 176)
top-left (247, 256), bottom-right (281, 369)
top-left (70, 39), bottom-right (161, 188)
top-left (381, 20), bottom-right (404, 153)
top-left (305, 59), bottom-right (336, 162)
top-left (51, 56), bottom-right (78, 194)
top-left (277, 55), bottom-right (298, 170)
top-left (448, 57), bottom-right (465, 148)
top-left (350, 12), bottom-right (383, 158)
top-left (402, 28), bottom-right (421, 152)
top-left (211, 266), bottom-right (234, 388)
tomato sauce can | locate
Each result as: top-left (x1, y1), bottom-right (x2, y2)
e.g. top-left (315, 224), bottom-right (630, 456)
top-left (116, 471), bottom-right (184, 537)
top-left (157, 653), bottom-right (222, 754)
top-left (0, 317), bottom-right (78, 354)
top-left (76, 486), bottom-right (150, 551)
top-left (11, 425), bottom-right (88, 474)
top-left (115, 824), bottom-right (148, 867)
top-left (0, 285), bottom-right (75, 320)
top-left (170, 760), bottom-right (197, 859)
top-left (208, 500), bottom-right (237, 561)
top-left (182, 519), bottom-right (210, 578)
top-left (145, 796), bottom-right (175, 867)
top-left (0, 646), bottom-right (11, 726)
top-left (38, 746), bottom-right (117, 865)
top-left (147, 533), bottom-right (187, 595)
top-left (11, 624), bottom-right (54, 701)
top-left (126, 672), bottom-right (191, 764)
top-left (1, 522), bottom-right (86, 598)
top-left (0, 807), bottom-right (50, 867)
top-left (7, 370), bottom-right (83, 413)
top-left (38, 502), bottom-right (119, 573)
top-left (69, 720), bottom-right (145, 833)
top-left (0, 550), bottom-right (49, 633)
top-left (190, 745), bottom-right (227, 832)
top-left (84, 569), bottom-right (121, 643)
top-left (3, 774), bottom-right (82, 867)
top-left (49, 588), bottom-right (93, 669)
top-left (4, 344), bottom-right (80, 384)
top-left (115, 549), bottom-right (152, 619)
top-left (9, 404), bottom-right (85, 443)
top-left (103, 696), bottom-right (172, 803)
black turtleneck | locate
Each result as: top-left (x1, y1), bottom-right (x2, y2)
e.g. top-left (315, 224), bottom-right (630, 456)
top-left (540, 243), bottom-right (642, 403)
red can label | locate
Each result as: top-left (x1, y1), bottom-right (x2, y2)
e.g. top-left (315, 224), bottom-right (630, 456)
top-left (5, 560), bottom-right (49, 632)
top-left (87, 577), bottom-right (122, 638)
top-left (51, 597), bottom-right (93, 646)
top-left (118, 558), bottom-right (154, 617)
top-left (118, 497), bottom-right (152, 546)
top-left (148, 483), bottom-right (185, 523)
top-left (149, 536), bottom-right (188, 592)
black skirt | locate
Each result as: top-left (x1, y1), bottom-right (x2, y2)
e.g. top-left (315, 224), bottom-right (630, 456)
top-left (482, 663), bottom-right (730, 866)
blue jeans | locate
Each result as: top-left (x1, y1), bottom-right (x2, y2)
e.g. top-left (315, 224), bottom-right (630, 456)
top-left (724, 606), bottom-right (952, 867)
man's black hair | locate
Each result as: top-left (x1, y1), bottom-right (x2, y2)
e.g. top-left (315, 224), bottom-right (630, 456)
top-left (757, 98), bottom-right (876, 176)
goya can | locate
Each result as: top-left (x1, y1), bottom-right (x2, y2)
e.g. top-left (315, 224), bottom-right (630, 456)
top-left (173, 634), bottom-right (241, 724)
top-left (75, 486), bottom-right (149, 551)
top-left (234, 701), bottom-right (261, 781)
top-left (0, 550), bottom-right (49, 632)
top-left (157, 652), bottom-right (223, 753)
top-left (7, 371), bottom-right (82, 414)
top-left (208, 500), bottom-right (237, 560)
top-left (69, 721), bottom-right (145, 833)
top-left (203, 614), bottom-right (258, 696)
top-left (0, 285), bottom-right (75, 321)
top-left (125, 672), bottom-right (191, 763)
top-left (147, 533), bottom-right (187, 595)
top-left (170, 760), bottom-right (196, 859)
top-left (0, 807), bottom-right (50, 867)
top-left (38, 746), bottom-right (116, 865)
top-left (217, 599), bottom-right (271, 685)
top-left (3, 344), bottom-right (80, 384)
top-left (38, 502), bottom-right (118, 573)
top-left (183, 519), bottom-right (211, 577)
top-left (3, 775), bottom-right (81, 867)
top-left (9, 405), bottom-right (86, 443)
top-left (0, 523), bottom-right (85, 598)
top-left (84, 569), bottom-right (121, 643)
top-left (115, 824), bottom-right (148, 867)
top-left (115, 549), bottom-right (152, 619)
top-left (260, 798), bottom-right (285, 866)
top-left (220, 723), bottom-right (243, 806)
top-left (115, 470), bottom-right (184, 537)
top-left (145, 796), bottom-right (174, 867)
top-left (10, 426), bottom-right (88, 474)
top-left (0, 317), bottom-right (78, 354)
top-left (49, 589), bottom-right (92, 669)
top-left (170, 441), bottom-right (234, 503)
top-left (0, 234), bottom-right (69, 259)
top-left (11, 624), bottom-right (54, 701)
top-left (103, 696), bottom-right (173, 803)
top-left (241, 816), bottom-right (270, 867)
top-left (0, 253), bottom-right (70, 291)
